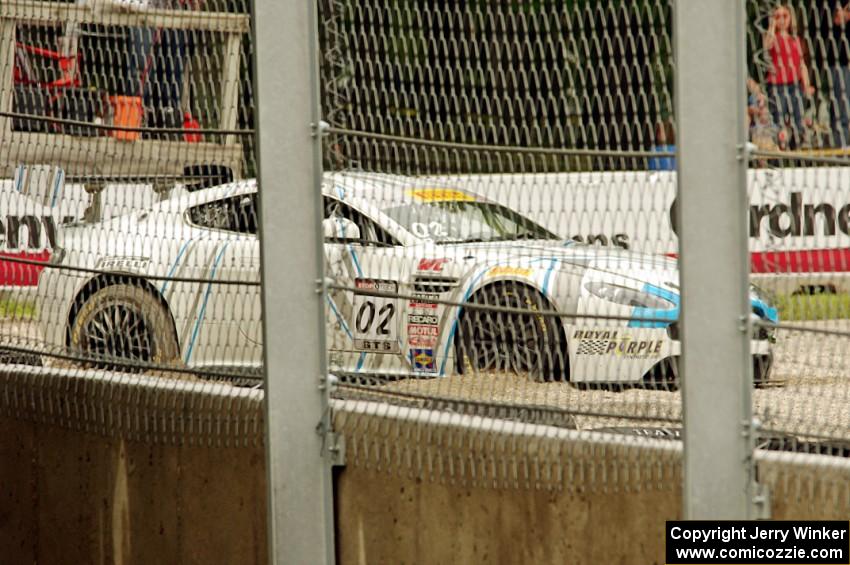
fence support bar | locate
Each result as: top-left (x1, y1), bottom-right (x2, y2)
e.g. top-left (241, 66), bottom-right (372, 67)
top-left (675, 0), bottom-right (756, 519)
top-left (255, 0), bottom-right (334, 562)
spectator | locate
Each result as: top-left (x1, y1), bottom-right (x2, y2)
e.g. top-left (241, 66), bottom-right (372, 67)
top-left (114, 0), bottom-right (197, 135)
top-left (752, 98), bottom-right (784, 152)
top-left (821, 1), bottom-right (850, 147)
top-left (746, 77), bottom-right (768, 125)
top-left (763, 3), bottom-right (815, 148)
top-left (747, 77), bottom-right (783, 152)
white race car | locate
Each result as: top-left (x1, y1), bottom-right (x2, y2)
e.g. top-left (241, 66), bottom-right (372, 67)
top-left (36, 172), bottom-right (778, 385)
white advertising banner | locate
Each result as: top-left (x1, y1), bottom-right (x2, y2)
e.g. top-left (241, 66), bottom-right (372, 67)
top-left (2, 168), bottom-right (849, 293)
top-left (452, 167), bottom-right (850, 293)
top-left (0, 180), bottom-right (156, 288)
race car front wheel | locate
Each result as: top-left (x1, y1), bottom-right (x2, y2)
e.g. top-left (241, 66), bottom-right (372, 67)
top-left (457, 282), bottom-right (567, 381)
top-left (753, 354), bottom-right (774, 388)
top-left (70, 284), bottom-right (179, 372)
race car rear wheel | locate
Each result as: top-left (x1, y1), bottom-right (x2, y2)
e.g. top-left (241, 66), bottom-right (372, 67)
top-left (70, 284), bottom-right (179, 372)
top-left (457, 282), bottom-right (567, 381)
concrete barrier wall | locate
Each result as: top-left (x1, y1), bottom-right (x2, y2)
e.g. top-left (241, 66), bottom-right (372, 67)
top-left (0, 367), bottom-right (268, 565)
top-left (332, 400), bottom-right (683, 564)
top-left (0, 414), bottom-right (267, 565)
top-left (336, 465), bottom-right (680, 564)
top-left (758, 451), bottom-right (850, 520)
top-left (2, 375), bottom-right (849, 564)
top-left (331, 402), bottom-right (850, 563)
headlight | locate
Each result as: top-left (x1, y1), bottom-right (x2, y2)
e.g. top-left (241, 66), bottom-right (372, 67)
top-left (48, 247), bottom-right (66, 265)
top-left (750, 284), bottom-right (779, 324)
top-left (584, 281), bottom-right (676, 310)
top-left (749, 283), bottom-right (775, 304)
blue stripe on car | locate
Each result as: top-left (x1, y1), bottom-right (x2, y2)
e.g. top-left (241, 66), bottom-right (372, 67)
top-left (326, 295), bottom-right (353, 339)
top-left (348, 246), bottom-right (363, 277)
top-left (335, 180), bottom-right (366, 365)
top-left (438, 268), bottom-right (489, 376)
top-left (541, 258), bottom-right (558, 297)
top-left (332, 216), bottom-right (364, 277)
top-left (628, 283), bottom-right (679, 328)
top-left (350, 247), bottom-right (363, 370)
top-left (51, 169), bottom-right (64, 208)
top-left (751, 297), bottom-right (779, 324)
top-left (14, 167), bottom-right (23, 194)
top-left (161, 239), bottom-right (193, 294)
top-left (330, 187), bottom-right (363, 277)
top-left (628, 283), bottom-right (780, 327)
top-left (327, 282), bottom-right (361, 369)
top-left (334, 184), bottom-right (365, 365)
top-left (184, 243), bottom-right (229, 363)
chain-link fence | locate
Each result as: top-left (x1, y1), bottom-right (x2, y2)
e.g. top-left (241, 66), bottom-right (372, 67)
top-left (319, 2), bottom-right (682, 443)
top-left (0, 0), bottom-right (259, 390)
top-left (745, 0), bottom-right (850, 454)
top-left (316, 0), bottom-right (850, 502)
top-left (3, 1), bottom-right (850, 559)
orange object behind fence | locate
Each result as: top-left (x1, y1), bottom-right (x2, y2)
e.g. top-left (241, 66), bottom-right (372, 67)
top-left (108, 95), bottom-right (142, 141)
top-left (182, 112), bottom-right (203, 143)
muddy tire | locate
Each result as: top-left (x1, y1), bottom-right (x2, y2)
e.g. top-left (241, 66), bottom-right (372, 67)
top-left (456, 282), bottom-right (567, 381)
top-left (70, 284), bottom-right (179, 372)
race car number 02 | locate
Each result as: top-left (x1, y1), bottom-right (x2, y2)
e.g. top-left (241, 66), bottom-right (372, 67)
top-left (353, 279), bottom-right (399, 353)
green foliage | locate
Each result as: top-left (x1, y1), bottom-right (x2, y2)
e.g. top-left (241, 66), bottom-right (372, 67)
top-left (0, 296), bottom-right (36, 320)
top-left (776, 293), bottom-right (850, 321)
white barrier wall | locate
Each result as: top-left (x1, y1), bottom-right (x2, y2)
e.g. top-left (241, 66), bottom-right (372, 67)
top-left (450, 167), bottom-right (850, 294)
top-left (0, 181), bottom-right (157, 287)
top-left (3, 168), bottom-right (849, 292)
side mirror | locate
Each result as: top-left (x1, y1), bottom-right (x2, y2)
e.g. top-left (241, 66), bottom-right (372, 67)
top-left (322, 217), bottom-right (361, 241)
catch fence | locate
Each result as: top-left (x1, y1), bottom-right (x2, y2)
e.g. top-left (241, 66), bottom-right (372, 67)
top-left (315, 0), bottom-right (850, 522)
top-left (1, 0), bottom-right (850, 563)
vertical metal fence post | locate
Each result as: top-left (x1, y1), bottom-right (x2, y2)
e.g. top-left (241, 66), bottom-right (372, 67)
top-left (254, 0), bottom-right (334, 562)
top-left (675, 0), bottom-right (757, 518)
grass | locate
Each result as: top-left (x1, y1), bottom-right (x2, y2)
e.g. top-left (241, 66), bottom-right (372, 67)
top-left (0, 291), bottom-right (846, 323)
top-left (0, 296), bottom-right (36, 320)
top-left (775, 293), bottom-right (850, 322)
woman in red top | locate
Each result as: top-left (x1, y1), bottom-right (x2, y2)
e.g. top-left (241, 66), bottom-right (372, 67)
top-left (763, 4), bottom-right (814, 148)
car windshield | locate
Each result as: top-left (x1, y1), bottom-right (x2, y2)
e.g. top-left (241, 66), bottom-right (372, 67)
top-left (382, 200), bottom-right (558, 244)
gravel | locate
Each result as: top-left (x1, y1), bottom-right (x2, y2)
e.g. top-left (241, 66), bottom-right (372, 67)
top-left (3, 318), bottom-right (849, 441)
top-left (376, 320), bottom-right (850, 440)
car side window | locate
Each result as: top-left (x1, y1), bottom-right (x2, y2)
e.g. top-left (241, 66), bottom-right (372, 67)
top-left (323, 197), bottom-right (398, 246)
top-left (188, 194), bottom-right (258, 235)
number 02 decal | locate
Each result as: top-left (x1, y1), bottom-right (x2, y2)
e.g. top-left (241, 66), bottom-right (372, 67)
top-left (352, 279), bottom-right (399, 353)
top-left (355, 302), bottom-right (395, 335)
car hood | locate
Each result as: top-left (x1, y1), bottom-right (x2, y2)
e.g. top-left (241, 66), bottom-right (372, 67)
top-left (426, 239), bottom-right (776, 322)
top-left (425, 239), bottom-right (678, 283)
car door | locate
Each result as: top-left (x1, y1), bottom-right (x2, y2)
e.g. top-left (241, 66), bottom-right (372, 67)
top-left (322, 196), bottom-right (404, 374)
top-left (223, 236), bottom-right (262, 366)
top-left (176, 192), bottom-right (261, 368)
top-left (217, 194), bottom-right (262, 366)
